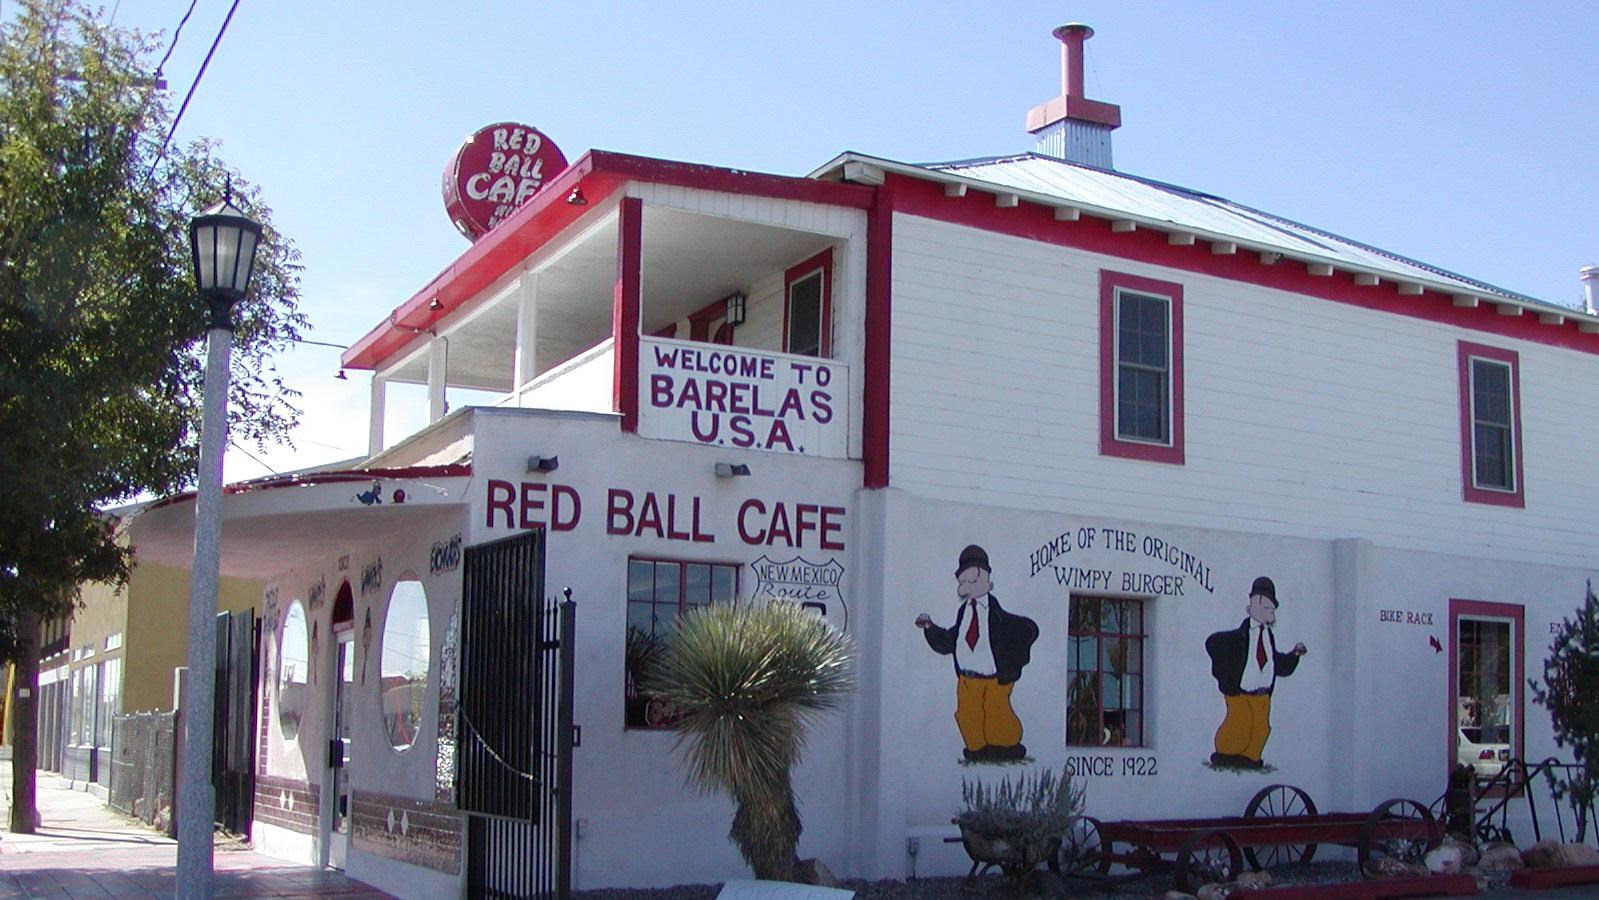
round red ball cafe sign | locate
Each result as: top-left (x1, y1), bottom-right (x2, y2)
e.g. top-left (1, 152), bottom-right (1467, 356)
top-left (442, 122), bottom-right (568, 241)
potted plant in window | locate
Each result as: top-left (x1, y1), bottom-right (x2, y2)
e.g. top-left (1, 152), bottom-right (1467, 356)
top-left (954, 766), bottom-right (1085, 882)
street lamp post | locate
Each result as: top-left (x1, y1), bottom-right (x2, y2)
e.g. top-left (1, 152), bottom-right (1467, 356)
top-left (178, 194), bottom-right (262, 898)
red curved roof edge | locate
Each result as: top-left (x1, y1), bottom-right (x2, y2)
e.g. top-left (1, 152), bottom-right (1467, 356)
top-left (142, 463), bottom-right (473, 512)
top-left (342, 150), bottom-right (876, 372)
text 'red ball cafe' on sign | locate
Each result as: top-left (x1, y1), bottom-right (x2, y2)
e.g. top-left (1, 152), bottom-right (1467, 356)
top-left (441, 122), bottom-right (568, 241)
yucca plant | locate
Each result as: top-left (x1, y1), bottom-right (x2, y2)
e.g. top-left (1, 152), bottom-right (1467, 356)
top-left (646, 602), bottom-right (855, 881)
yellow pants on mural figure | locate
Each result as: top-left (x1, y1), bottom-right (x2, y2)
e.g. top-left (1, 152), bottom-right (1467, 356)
top-left (955, 674), bottom-right (1022, 752)
top-left (1215, 692), bottom-right (1272, 761)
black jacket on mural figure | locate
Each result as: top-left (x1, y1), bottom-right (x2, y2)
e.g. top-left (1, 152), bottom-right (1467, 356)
top-left (923, 595), bottom-right (1040, 685)
top-left (1205, 618), bottom-right (1301, 696)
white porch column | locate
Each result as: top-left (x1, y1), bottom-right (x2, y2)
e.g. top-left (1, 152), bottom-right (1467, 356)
top-left (513, 272), bottom-right (539, 396)
top-left (427, 336), bottom-right (448, 423)
top-left (368, 375), bottom-right (387, 456)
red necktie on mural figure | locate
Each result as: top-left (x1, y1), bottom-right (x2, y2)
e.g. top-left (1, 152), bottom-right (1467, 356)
top-left (965, 603), bottom-right (980, 650)
top-left (1256, 628), bottom-right (1268, 668)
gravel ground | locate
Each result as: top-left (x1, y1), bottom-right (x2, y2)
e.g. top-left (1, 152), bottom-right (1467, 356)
top-left (574, 859), bottom-right (1500, 899)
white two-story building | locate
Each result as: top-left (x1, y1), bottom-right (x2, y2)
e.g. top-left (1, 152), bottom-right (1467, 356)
top-left (127, 24), bottom-right (1599, 895)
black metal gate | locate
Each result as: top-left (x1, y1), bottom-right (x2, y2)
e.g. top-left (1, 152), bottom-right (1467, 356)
top-left (458, 530), bottom-right (576, 899)
top-left (213, 609), bottom-right (258, 835)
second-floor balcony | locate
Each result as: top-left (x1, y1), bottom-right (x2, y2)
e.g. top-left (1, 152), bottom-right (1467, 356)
top-left (342, 152), bottom-right (872, 463)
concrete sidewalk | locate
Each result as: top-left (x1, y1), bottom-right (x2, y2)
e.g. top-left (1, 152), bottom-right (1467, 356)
top-left (0, 759), bottom-right (390, 898)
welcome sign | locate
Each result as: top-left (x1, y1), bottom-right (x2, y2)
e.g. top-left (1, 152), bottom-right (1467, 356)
top-left (638, 337), bottom-right (849, 457)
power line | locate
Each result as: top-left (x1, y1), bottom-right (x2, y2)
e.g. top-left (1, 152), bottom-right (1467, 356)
top-left (150, 0), bottom-right (201, 85)
top-left (149, 0), bottom-right (242, 177)
top-left (228, 438), bottom-right (279, 476)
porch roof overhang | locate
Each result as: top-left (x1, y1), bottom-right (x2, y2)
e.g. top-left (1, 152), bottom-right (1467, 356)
top-left (130, 465), bottom-right (472, 579)
top-left (342, 150), bottom-right (876, 373)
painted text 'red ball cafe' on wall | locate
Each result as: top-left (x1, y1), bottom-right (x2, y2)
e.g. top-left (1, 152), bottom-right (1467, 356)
top-left (119, 24), bottom-right (1599, 895)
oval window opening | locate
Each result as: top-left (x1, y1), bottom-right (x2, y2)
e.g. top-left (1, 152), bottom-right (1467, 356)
top-left (278, 601), bottom-right (309, 739)
top-left (381, 578), bottom-right (431, 751)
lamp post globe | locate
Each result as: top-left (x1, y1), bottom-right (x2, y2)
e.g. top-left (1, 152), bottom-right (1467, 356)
top-left (178, 193), bottom-right (261, 898)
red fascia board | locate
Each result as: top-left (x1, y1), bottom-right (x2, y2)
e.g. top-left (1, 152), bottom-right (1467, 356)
top-left (587, 150), bottom-right (875, 210)
top-left (886, 172), bottom-right (1599, 356)
top-left (344, 151), bottom-right (875, 372)
top-left (145, 464), bottom-right (473, 512)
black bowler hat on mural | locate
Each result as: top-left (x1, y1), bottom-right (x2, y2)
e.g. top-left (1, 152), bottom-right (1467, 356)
top-left (1204, 576), bottom-right (1308, 770)
top-left (916, 545), bottom-right (1040, 764)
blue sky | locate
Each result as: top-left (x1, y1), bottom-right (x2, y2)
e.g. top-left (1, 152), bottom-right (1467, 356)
top-left (59, 1), bottom-right (1599, 479)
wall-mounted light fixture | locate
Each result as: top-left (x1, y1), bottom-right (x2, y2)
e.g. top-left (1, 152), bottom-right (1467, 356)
top-left (714, 462), bottom-right (751, 478)
top-left (724, 291), bottom-right (747, 325)
top-left (527, 455), bottom-right (560, 473)
top-left (428, 297), bottom-right (443, 310)
top-left (566, 187), bottom-right (587, 206)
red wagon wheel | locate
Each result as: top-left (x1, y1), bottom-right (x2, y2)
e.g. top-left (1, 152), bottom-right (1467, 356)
top-left (1050, 815), bottom-right (1111, 876)
top-left (1242, 783), bottom-right (1319, 870)
top-left (1358, 798), bottom-right (1440, 875)
top-left (1175, 828), bottom-right (1244, 893)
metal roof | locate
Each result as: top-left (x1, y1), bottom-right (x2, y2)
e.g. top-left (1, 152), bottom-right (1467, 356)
top-left (816, 151), bottom-right (1576, 315)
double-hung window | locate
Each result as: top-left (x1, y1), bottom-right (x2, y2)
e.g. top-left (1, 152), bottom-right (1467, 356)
top-left (784, 249), bottom-right (833, 358)
top-left (624, 557), bottom-right (739, 729)
top-left (1458, 342), bottom-right (1523, 507)
top-left (1100, 271), bottom-right (1184, 464)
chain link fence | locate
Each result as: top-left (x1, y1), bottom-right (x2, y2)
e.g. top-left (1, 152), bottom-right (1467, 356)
top-left (108, 711), bottom-right (176, 835)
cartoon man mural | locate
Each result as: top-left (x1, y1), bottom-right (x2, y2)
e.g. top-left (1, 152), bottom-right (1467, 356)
top-left (916, 545), bottom-right (1040, 762)
top-left (1205, 576), bottom-right (1307, 769)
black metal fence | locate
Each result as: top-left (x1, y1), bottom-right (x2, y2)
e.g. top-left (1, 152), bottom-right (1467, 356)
top-left (459, 530), bottom-right (576, 899)
top-left (213, 609), bottom-right (258, 835)
top-left (108, 711), bottom-right (177, 834)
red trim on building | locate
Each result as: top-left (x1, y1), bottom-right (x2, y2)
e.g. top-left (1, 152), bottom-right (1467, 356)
top-left (886, 173), bottom-right (1599, 357)
top-left (863, 183), bottom-right (894, 489)
top-left (344, 151), bottom-right (873, 372)
top-left (1447, 599), bottom-right (1525, 779)
top-left (686, 296), bottom-right (726, 342)
top-left (1457, 341), bottom-right (1525, 508)
top-left (782, 248), bottom-right (834, 357)
top-left (1099, 270), bottom-right (1185, 465)
top-left (590, 151), bottom-right (873, 210)
top-left (613, 197), bottom-right (643, 433)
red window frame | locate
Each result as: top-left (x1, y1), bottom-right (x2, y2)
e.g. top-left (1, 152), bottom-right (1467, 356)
top-left (1447, 599), bottom-right (1524, 778)
top-left (1066, 595), bottom-right (1146, 748)
top-left (686, 297), bottom-right (735, 345)
top-left (624, 556), bottom-right (741, 730)
top-left (783, 248), bottom-right (833, 357)
top-left (1100, 270), bottom-right (1185, 465)
top-left (1457, 341), bottom-right (1524, 507)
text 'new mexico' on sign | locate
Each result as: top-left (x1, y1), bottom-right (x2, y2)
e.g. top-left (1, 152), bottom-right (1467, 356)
top-left (638, 337), bottom-right (850, 457)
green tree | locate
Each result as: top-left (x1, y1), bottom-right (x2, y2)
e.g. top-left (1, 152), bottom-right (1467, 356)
top-left (1529, 581), bottom-right (1599, 842)
top-left (648, 602), bottom-right (855, 882)
top-left (0, 0), bottom-right (304, 831)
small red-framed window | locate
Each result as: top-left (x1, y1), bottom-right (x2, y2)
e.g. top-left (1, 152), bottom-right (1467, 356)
top-left (784, 248), bottom-right (833, 357)
top-left (624, 557), bottom-right (740, 729)
top-left (1457, 341), bottom-right (1524, 507)
top-left (1100, 270), bottom-right (1184, 465)
top-left (1448, 599), bottom-right (1524, 779)
top-left (1066, 595), bottom-right (1146, 747)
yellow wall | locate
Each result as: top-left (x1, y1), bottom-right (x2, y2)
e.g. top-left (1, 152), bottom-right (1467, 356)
top-left (120, 562), bottom-right (263, 713)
